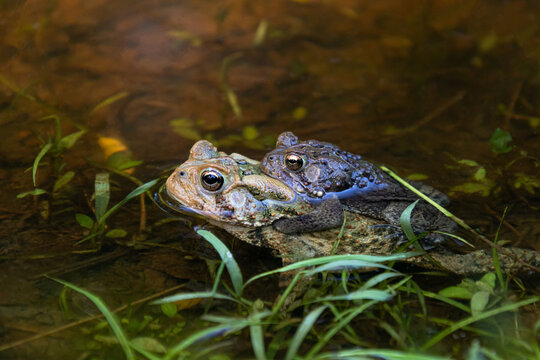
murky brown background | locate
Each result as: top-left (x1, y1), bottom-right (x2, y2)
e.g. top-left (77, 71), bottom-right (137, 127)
top-left (1, 0), bottom-right (539, 358)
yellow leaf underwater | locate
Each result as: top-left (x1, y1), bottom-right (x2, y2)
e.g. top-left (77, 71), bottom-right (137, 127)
top-left (98, 136), bottom-right (128, 159)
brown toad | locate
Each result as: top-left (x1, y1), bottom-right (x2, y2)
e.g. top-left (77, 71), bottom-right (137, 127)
top-left (161, 141), bottom-right (540, 275)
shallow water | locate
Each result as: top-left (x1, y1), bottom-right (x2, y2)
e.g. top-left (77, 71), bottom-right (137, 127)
top-left (1, 0), bottom-right (539, 358)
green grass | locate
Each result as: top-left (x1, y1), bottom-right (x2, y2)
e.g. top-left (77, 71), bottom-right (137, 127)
top-left (43, 229), bottom-right (540, 360)
top-left (11, 117), bottom-right (539, 358)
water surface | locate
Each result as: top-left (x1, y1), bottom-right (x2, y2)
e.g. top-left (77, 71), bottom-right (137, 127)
top-left (1, 0), bottom-right (539, 358)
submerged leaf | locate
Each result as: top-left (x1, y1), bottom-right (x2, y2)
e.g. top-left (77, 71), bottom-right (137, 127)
top-left (53, 171), bottom-right (75, 193)
top-left (107, 151), bottom-right (142, 171)
top-left (169, 118), bottom-right (202, 140)
top-left (98, 136), bottom-right (129, 159)
top-left (105, 229), bottom-right (127, 238)
top-left (131, 337), bottom-right (167, 354)
top-left (458, 159), bottom-right (480, 167)
top-left (32, 142), bottom-right (53, 187)
top-left (489, 128), bottom-right (512, 154)
top-left (167, 30), bottom-right (202, 46)
top-left (76, 213), bottom-right (95, 229)
top-left (513, 173), bottom-right (540, 194)
top-left (58, 130), bottom-right (86, 151)
top-left (450, 181), bottom-right (494, 197)
top-left (253, 20), bottom-right (268, 46)
top-left (175, 298), bottom-right (203, 311)
top-left (438, 286), bottom-right (473, 300)
top-left (473, 167), bottom-right (486, 181)
top-left (161, 303), bottom-right (177, 318)
top-left (478, 272), bottom-right (496, 290)
top-left (92, 91), bottom-right (129, 113)
top-left (95, 173), bottom-right (110, 222)
top-left (17, 188), bottom-right (47, 198)
top-left (226, 88), bottom-right (242, 119)
top-left (242, 125), bottom-right (258, 140)
top-left (528, 117), bottom-right (540, 128)
top-left (406, 173), bottom-right (429, 181)
top-left (470, 291), bottom-right (490, 315)
top-left (478, 33), bottom-right (498, 53)
top-left (285, 306), bottom-right (327, 360)
top-left (292, 106), bottom-right (307, 120)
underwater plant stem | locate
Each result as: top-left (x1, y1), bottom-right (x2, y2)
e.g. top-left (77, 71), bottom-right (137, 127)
top-left (483, 204), bottom-right (523, 245)
top-left (139, 193), bottom-right (146, 234)
top-left (392, 91), bottom-right (466, 136)
top-left (503, 82), bottom-right (522, 130)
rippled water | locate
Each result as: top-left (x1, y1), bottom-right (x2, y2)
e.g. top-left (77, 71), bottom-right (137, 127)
top-left (1, 0), bottom-right (539, 358)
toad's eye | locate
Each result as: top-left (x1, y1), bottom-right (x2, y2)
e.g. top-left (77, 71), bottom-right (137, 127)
top-left (200, 169), bottom-right (224, 191)
top-left (285, 154), bottom-right (304, 171)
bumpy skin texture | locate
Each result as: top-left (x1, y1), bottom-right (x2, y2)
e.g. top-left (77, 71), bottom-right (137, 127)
top-left (163, 142), bottom-right (540, 275)
top-left (261, 132), bottom-right (457, 243)
top-left (164, 140), bottom-right (313, 227)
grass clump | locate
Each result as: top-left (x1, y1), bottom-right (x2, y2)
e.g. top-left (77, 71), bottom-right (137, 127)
top-left (43, 228), bottom-right (540, 360)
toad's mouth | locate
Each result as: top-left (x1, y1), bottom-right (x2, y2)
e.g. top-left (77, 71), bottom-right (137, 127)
top-left (155, 184), bottom-right (207, 219)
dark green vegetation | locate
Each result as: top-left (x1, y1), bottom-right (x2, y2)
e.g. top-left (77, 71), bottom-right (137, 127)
top-left (1, 0), bottom-right (540, 359)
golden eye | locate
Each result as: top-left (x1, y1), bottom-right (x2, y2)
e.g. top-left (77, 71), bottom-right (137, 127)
top-left (200, 169), bottom-right (224, 191)
top-left (285, 154), bottom-right (304, 171)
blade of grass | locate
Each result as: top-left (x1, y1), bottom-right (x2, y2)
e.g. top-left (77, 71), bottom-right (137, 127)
top-left (197, 229), bottom-right (243, 296)
top-left (320, 289), bottom-right (394, 302)
top-left (91, 91), bottom-right (129, 113)
top-left (58, 130), bottom-right (86, 151)
top-left (492, 207), bottom-right (508, 290)
top-left (97, 179), bottom-right (158, 228)
top-left (165, 323), bottom-right (246, 360)
top-left (400, 200), bottom-right (419, 241)
top-left (250, 317), bottom-right (265, 360)
top-left (306, 300), bottom-right (378, 358)
top-left (129, 341), bottom-right (163, 360)
top-left (151, 291), bottom-right (239, 305)
top-left (271, 270), bottom-right (303, 315)
top-left (50, 277), bottom-right (134, 360)
top-left (330, 212), bottom-right (347, 255)
top-left (0, 73), bottom-right (38, 103)
top-left (53, 171), bottom-right (75, 193)
top-left (32, 142), bottom-right (52, 187)
top-left (409, 280), bottom-right (427, 316)
top-left (316, 348), bottom-right (450, 360)
top-left (285, 305), bottom-right (327, 360)
top-left (95, 173), bottom-right (110, 223)
top-left (433, 231), bottom-right (474, 247)
top-left (305, 260), bottom-right (393, 276)
top-left (362, 272), bottom-right (403, 290)
top-left (422, 296), bottom-right (540, 350)
top-left (244, 252), bottom-right (420, 288)
top-left (253, 20), bottom-right (268, 46)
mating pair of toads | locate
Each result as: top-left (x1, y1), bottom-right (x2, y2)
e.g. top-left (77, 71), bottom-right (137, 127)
top-left (161, 131), bottom-right (540, 275)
